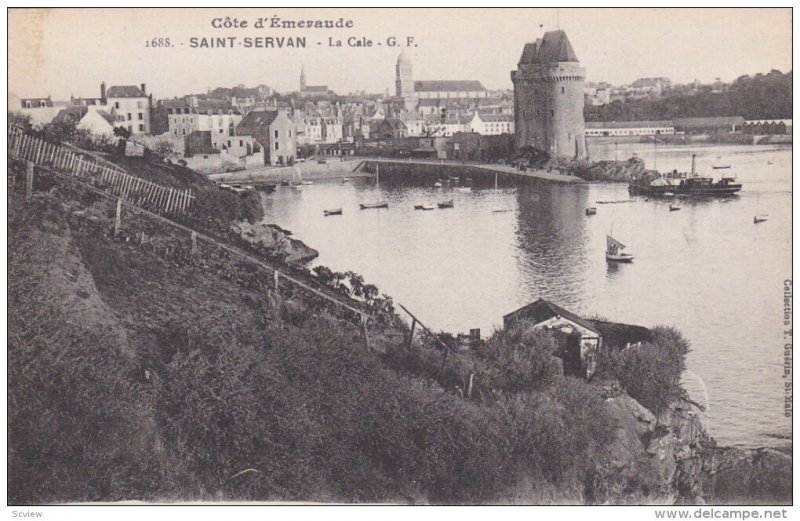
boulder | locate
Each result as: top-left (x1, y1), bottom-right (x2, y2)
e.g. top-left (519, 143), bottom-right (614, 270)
top-left (232, 221), bottom-right (319, 265)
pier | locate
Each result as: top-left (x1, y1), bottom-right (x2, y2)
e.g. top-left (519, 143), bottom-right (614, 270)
top-left (207, 157), bottom-right (587, 185)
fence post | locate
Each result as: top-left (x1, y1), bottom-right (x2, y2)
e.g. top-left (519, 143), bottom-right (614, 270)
top-left (25, 161), bottom-right (34, 200)
top-left (114, 197), bottom-right (123, 236)
top-left (406, 318), bottom-right (417, 348)
top-left (273, 269), bottom-right (280, 296)
top-left (362, 315), bottom-right (371, 352)
top-left (191, 231), bottom-right (197, 255)
top-left (467, 373), bottom-right (474, 400)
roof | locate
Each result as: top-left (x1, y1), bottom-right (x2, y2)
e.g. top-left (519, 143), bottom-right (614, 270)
top-left (673, 116), bottom-right (745, 127)
top-left (518, 30), bottom-right (579, 66)
top-left (586, 120), bottom-right (674, 129)
top-left (236, 110), bottom-right (280, 132)
top-left (476, 113), bottom-right (513, 123)
top-left (303, 85), bottom-right (329, 93)
top-left (588, 320), bottom-right (652, 350)
top-left (53, 106), bottom-right (88, 123)
top-left (414, 80), bottom-right (487, 93)
top-left (106, 85), bottom-right (147, 98)
top-left (503, 299), bottom-right (600, 335)
top-left (195, 99), bottom-right (241, 115)
top-left (745, 119), bottom-right (792, 125)
top-left (397, 51), bottom-right (411, 66)
top-left (95, 110), bottom-right (116, 125)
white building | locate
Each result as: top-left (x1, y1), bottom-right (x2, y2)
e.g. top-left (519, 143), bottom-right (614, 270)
top-left (469, 113), bottom-right (514, 135)
top-left (107, 84), bottom-right (151, 135)
top-left (77, 110), bottom-right (116, 137)
top-left (165, 99), bottom-right (242, 150)
top-left (585, 121), bottom-right (675, 137)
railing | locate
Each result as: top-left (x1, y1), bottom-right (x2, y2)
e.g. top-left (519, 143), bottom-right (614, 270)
top-left (8, 126), bottom-right (195, 214)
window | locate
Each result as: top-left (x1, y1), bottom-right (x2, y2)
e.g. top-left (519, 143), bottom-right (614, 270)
top-left (127, 113), bottom-right (132, 121)
top-left (127, 125), bottom-right (132, 132)
top-left (139, 124), bottom-right (145, 132)
top-left (239, 140), bottom-right (243, 146)
top-left (24, 101), bottom-right (31, 108)
top-left (274, 142), bottom-right (279, 150)
top-left (174, 130), bottom-right (177, 135)
top-left (115, 102), bottom-right (120, 109)
top-left (138, 113), bottom-right (143, 120)
top-left (137, 101), bottom-right (143, 109)
top-left (562, 86), bottom-right (565, 94)
top-left (274, 130), bottom-right (279, 139)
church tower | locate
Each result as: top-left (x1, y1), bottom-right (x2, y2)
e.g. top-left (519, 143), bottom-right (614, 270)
top-left (511, 30), bottom-right (587, 159)
top-left (300, 65), bottom-right (307, 92)
top-left (395, 51), bottom-right (416, 111)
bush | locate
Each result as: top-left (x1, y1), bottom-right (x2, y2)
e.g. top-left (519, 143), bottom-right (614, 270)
top-left (600, 326), bottom-right (690, 413)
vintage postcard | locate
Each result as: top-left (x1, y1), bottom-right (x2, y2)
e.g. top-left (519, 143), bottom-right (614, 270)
top-left (5, 6), bottom-right (793, 515)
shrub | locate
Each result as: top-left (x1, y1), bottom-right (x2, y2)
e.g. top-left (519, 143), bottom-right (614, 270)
top-left (600, 326), bottom-right (690, 413)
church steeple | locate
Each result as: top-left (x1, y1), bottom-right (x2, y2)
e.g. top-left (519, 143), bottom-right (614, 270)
top-left (300, 65), bottom-right (307, 92)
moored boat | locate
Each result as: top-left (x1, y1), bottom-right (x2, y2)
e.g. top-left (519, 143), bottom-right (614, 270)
top-left (324, 208), bottom-right (342, 216)
top-left (414, 204), bottom-right (436, 211)
top-left (669, 204), bottom-right (681, 211)
top-left (438, 200), bottom-right (454, 209)
top-left (360, 164), bottom-right (388, 209)
top-left (585, 207), bottom-right (597, 216)
top-left (629, 154), bottom-right (742, 196)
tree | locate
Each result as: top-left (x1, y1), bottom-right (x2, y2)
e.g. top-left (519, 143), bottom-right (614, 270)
top-left (113, 126), bottom-right (131, 140)
top-left (152, 139), bottom-right (175, 157)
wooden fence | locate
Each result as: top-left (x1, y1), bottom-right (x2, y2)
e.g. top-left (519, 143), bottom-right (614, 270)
top-left (8, 126), bottom-right (194, 214)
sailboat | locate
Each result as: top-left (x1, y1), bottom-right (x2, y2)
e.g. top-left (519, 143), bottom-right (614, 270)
top-left (669, 204), bottom-right (682, 211)
top-left (754, 193), bottom-right (768, 223)
top-left (359, 163), bottom-right (388, 209)
top-left (606, 233), bottom-right (634, 262)
top-left (290, 164), bottom-right (309, 188)
top-left (492, 172), bottom-right (511, 213)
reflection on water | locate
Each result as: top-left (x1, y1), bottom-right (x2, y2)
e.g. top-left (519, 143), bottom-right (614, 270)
top-left (261, 144), bottom-right (791, 449)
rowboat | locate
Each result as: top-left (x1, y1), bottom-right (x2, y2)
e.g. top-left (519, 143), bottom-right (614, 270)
top-left (414, 204), bottom-right (436, 211)
top-left (669, 204), bottom-right (681, 211)
top-left (324, 208), bottom-right (342, 216)
top-left (438, 200), bottom-right (454, 209)
top-left (585, 207), bottom-right (597, 215)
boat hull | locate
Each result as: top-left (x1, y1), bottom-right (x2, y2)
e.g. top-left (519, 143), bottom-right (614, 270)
top-left (629, 184), bottom-right (742, 196)
top-left (324, 209), bottom-right (342, 216)
top-left (606, 253), bottom-right (634, 263)
top-left (360, 202), bottom-right (388, 209)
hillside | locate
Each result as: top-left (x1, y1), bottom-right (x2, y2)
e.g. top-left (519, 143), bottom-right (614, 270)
top-left (7, 159), bottom-right (791, 505)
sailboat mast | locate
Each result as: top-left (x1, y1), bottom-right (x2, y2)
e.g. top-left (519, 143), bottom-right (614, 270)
top-left (376, 162), bottom-right (380, 191)
top-left (495, 171), bottom-right (498, 191)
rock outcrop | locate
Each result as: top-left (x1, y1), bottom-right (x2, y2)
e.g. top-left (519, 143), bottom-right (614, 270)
top-left (232, 221), bottom-right (319, 265)
top-left (588, 393), bottom-right (791, 505)
top-left (551, 156), bottom-right (654, 182)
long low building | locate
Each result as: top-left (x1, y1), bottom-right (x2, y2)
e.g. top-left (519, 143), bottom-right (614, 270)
top-left (585, 120), bottom-right (675, 137)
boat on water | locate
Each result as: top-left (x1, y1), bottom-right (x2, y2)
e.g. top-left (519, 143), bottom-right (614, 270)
top-left (438, 200), bottom-right (454, 209)
top-left (492, 172), bottom-right (510, 214)
top-left (455, 187), bottom-right (472, 193)
top-left (324, 208), bottom-right (342, 216)
top-left (712, 165), bottom-right (732, 170)
top-left (280, 179), bottom-right (290, 186)
top-left (606, 234), bottom-right (634, 263)
top-left (414, 204), bottom-right (436, 211)
top-left (434, 182), bottom-right (443, 188)
top-left (360, 163), bottom-right (388, 210)
top-left (341, 176), bottom-right (350, 183)
top-left (669, 204), bottom-right (681, 211)
top-left (585, 207), bottom-right (597, 216)
top-left (629, 154), bottom-right (742, 196)
top-left (290, 165), bottom-right (304, 189)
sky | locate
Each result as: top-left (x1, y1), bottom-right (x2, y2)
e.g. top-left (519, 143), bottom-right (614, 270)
top-left (8, 7), bottom-right (793, 101)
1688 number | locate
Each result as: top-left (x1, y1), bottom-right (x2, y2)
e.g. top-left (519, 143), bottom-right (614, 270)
top-left (146, 38), bottom-right (173, 47)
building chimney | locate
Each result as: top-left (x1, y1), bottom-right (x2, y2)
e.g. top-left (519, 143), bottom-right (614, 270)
top-left (140, 83), bottom-right (146, 94)
top-left (100, 81), bottom-right (106, 101)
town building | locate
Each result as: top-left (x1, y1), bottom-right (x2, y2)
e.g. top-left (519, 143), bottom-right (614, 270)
top-left (394, 51), bottom-right (490, 113)
top-left (511, 30), bottom-right (587, 158)
top-left (743, 119), bottom-right (792, 135)
top-left (673, 116), bottom-right (745, 135)
top-left (164, 98), bottom-right (243, 150)
top-left (469, 112), bottom-right (515, 135)
top-left (585, 120), bottom-right (675, 137)
top-left (106, 84), bottom-right (152, 135)
top-left (235, 109), bottom-right (296, 166)
top-left (299, 66), bottom-right (333, 98)
top-left (503, 299), bottom-right (651, 380)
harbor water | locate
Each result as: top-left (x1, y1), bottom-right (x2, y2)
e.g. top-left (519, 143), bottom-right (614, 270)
top-left (260, 143), bottom-right (792, 450)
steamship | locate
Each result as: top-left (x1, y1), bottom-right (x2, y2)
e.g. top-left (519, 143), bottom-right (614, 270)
top-left (629, 154), bottom-right (743, 196)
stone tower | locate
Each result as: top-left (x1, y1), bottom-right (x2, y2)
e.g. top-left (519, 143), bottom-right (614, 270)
top-left (395, 51), bottom-right (416, 111)
top-left (300, 65), bottom-right (307, 92)
top-left (511, 30), bottom-right (587, 159)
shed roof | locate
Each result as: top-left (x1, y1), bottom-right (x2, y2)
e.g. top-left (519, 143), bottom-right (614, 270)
top-left (503, 299), bottom-right (600, 334)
